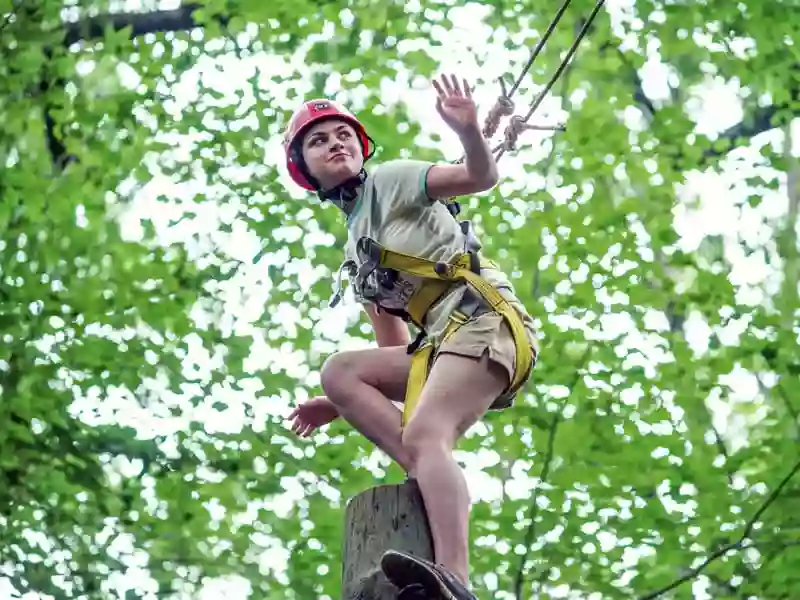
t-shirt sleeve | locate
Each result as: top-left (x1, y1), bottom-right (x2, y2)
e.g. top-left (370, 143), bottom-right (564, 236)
top-left (371, 159), bottom-right (436, 213)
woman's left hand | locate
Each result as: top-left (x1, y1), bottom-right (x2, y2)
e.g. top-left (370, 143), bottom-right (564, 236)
top-left (433, 74), bottom-right (481, 138)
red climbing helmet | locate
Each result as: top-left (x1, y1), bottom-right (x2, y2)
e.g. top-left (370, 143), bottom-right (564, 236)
top-left (284, 99), bottom-right (374, 191)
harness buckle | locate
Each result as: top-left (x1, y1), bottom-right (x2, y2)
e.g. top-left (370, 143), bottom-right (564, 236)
top-left (434, 262), bottom-right (450, 276)
top-left (354, 236), bottom-right (406, 303)
top-left (356, 236), bottom-right (382, 262)
top-left (329, 260), bottom-right (357, 308)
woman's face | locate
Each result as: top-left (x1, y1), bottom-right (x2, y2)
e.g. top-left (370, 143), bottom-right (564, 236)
top-left (300, 119), bottom-right (364, 190)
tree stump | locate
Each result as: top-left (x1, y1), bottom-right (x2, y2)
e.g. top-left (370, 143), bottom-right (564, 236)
top-left (341, 479), bottom-right (434, 600)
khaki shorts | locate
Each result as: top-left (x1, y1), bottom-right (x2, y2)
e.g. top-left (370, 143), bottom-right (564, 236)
top-left (434, 311), bottom-right (539, 410)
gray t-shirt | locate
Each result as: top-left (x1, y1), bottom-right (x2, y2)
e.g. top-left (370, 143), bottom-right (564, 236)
top-left (341, 159), bottom-right (538, 352)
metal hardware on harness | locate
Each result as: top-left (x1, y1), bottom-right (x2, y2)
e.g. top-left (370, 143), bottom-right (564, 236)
top-left (329, 260), bottom-right (356, 308)
top-left (348, 238), bottom-right (535, 428)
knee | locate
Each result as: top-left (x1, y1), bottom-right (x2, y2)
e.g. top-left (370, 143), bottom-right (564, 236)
top-left (320, 351), bottom-right (360, 405)
top-left (401, 418), bottom-right (455, 466)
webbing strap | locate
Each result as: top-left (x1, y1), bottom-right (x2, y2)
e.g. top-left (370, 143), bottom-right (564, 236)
top-left (404, 254), bottom-right (471, 325)
top-left (378, 248), bottom-right (532, 379)
top-left (368, 243), bottom-right (533, 426)
top-left (406, 278), bottom-right (452, 329)
top-left (459, 271), bottom-right (533, 390)
top-left (401, 310), bottom-right (468, 426)
top-left (402, 344), bottom-right (434, 426)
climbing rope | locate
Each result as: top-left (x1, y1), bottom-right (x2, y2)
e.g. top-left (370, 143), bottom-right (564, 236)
top-left (464, 0), bottom-right (607, 161)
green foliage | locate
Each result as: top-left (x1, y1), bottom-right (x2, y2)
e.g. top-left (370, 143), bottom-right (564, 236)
top-left (0, 0), bottom-right (798, 599)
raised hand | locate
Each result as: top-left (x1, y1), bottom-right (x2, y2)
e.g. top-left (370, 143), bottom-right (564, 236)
top-left (432, 73), bottom-right (480, 138)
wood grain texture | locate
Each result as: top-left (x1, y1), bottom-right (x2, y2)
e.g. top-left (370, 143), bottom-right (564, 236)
top-left (342, 480), bottom-right (434, 600)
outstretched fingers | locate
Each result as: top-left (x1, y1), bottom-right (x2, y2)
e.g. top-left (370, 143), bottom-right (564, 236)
top-left (433, 73), bottom-right (473, 102)
top-left (445, 74), bottom-right (459, 96)
top-left (432, 77), bottom-right (445, 99)
top-left (462, 76), bottom-right (472, 98)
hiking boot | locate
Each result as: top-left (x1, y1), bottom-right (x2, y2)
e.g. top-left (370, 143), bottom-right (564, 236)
top-left (396, 583), bottom-right (428, 599)
top-left (381, 549), bottom-right (478, 600)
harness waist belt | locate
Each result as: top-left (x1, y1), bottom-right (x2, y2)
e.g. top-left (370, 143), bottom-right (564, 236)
top-left (355, 237), bottom-right (535, 427)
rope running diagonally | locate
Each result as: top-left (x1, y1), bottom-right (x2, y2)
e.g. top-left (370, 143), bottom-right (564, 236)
top-left (495, 0), bottom-right (607, 159)
top-left (480, 0), bottom-right (576, 142)
top-left (454, 0), bottom-right (607, 163)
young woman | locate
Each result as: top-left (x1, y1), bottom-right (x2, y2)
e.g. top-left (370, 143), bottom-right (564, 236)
top-left (285, 74), bottom-right (539, 600)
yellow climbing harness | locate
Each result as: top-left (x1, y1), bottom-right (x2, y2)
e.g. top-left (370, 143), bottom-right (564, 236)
top-left (354, 238), bottom-right (536, 426)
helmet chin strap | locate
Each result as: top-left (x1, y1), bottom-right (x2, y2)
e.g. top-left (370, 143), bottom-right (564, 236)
top-left (317, 169), bottom-right (368, 208)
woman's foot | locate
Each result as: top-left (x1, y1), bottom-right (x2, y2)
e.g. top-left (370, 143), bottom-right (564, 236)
top-left (381, 549), bottom-right (477, 600)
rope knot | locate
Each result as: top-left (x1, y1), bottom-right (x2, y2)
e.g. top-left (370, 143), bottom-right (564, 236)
top-left (501, 116), bottom-right (566, 153)
top-left (482, 95), bottom-right (515, 139)
top-left (503, 115), bottom-right (527, 152)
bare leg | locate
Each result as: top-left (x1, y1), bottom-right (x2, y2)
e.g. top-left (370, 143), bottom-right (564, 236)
top-left (401, 351), bottom-right (508, 586)
top-left (320, 346), bottom-right (413, 470)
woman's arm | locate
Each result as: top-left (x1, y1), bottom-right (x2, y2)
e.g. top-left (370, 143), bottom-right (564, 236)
top-left (364, 303), bottom-right (410, 348)
top-left (425, 127), bottom-right (499, 199)
top-left (424, 74), bottom-right (500, 199)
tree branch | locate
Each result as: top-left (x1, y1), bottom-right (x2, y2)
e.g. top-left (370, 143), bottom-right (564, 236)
top-left (0, 0), bottom-right (25, 37)
top-left (602, 40), bottom-right (798, 168)
top-left (777, 384), bottom-right (800, 440)
top-left (709, 423), bottom-right (734, 487)
top-left (780, 119), bottom-right (799, 327)
top-left (612, 46), bottom-right (656, 121)
top-left (513, 402), bottom-right (563, 600)
top-left (757, 372), bottom-right (799, 441)
top-left (514, 348), bottom-right (590, 600)
top-left (637, 458), bottom-right (800, 600)
top-left (62, 3), bottom-right (214, 47)
top-left (40, 59), bottom-right (76, 171)
top-left (702, 103), bottom-right (789, 161)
